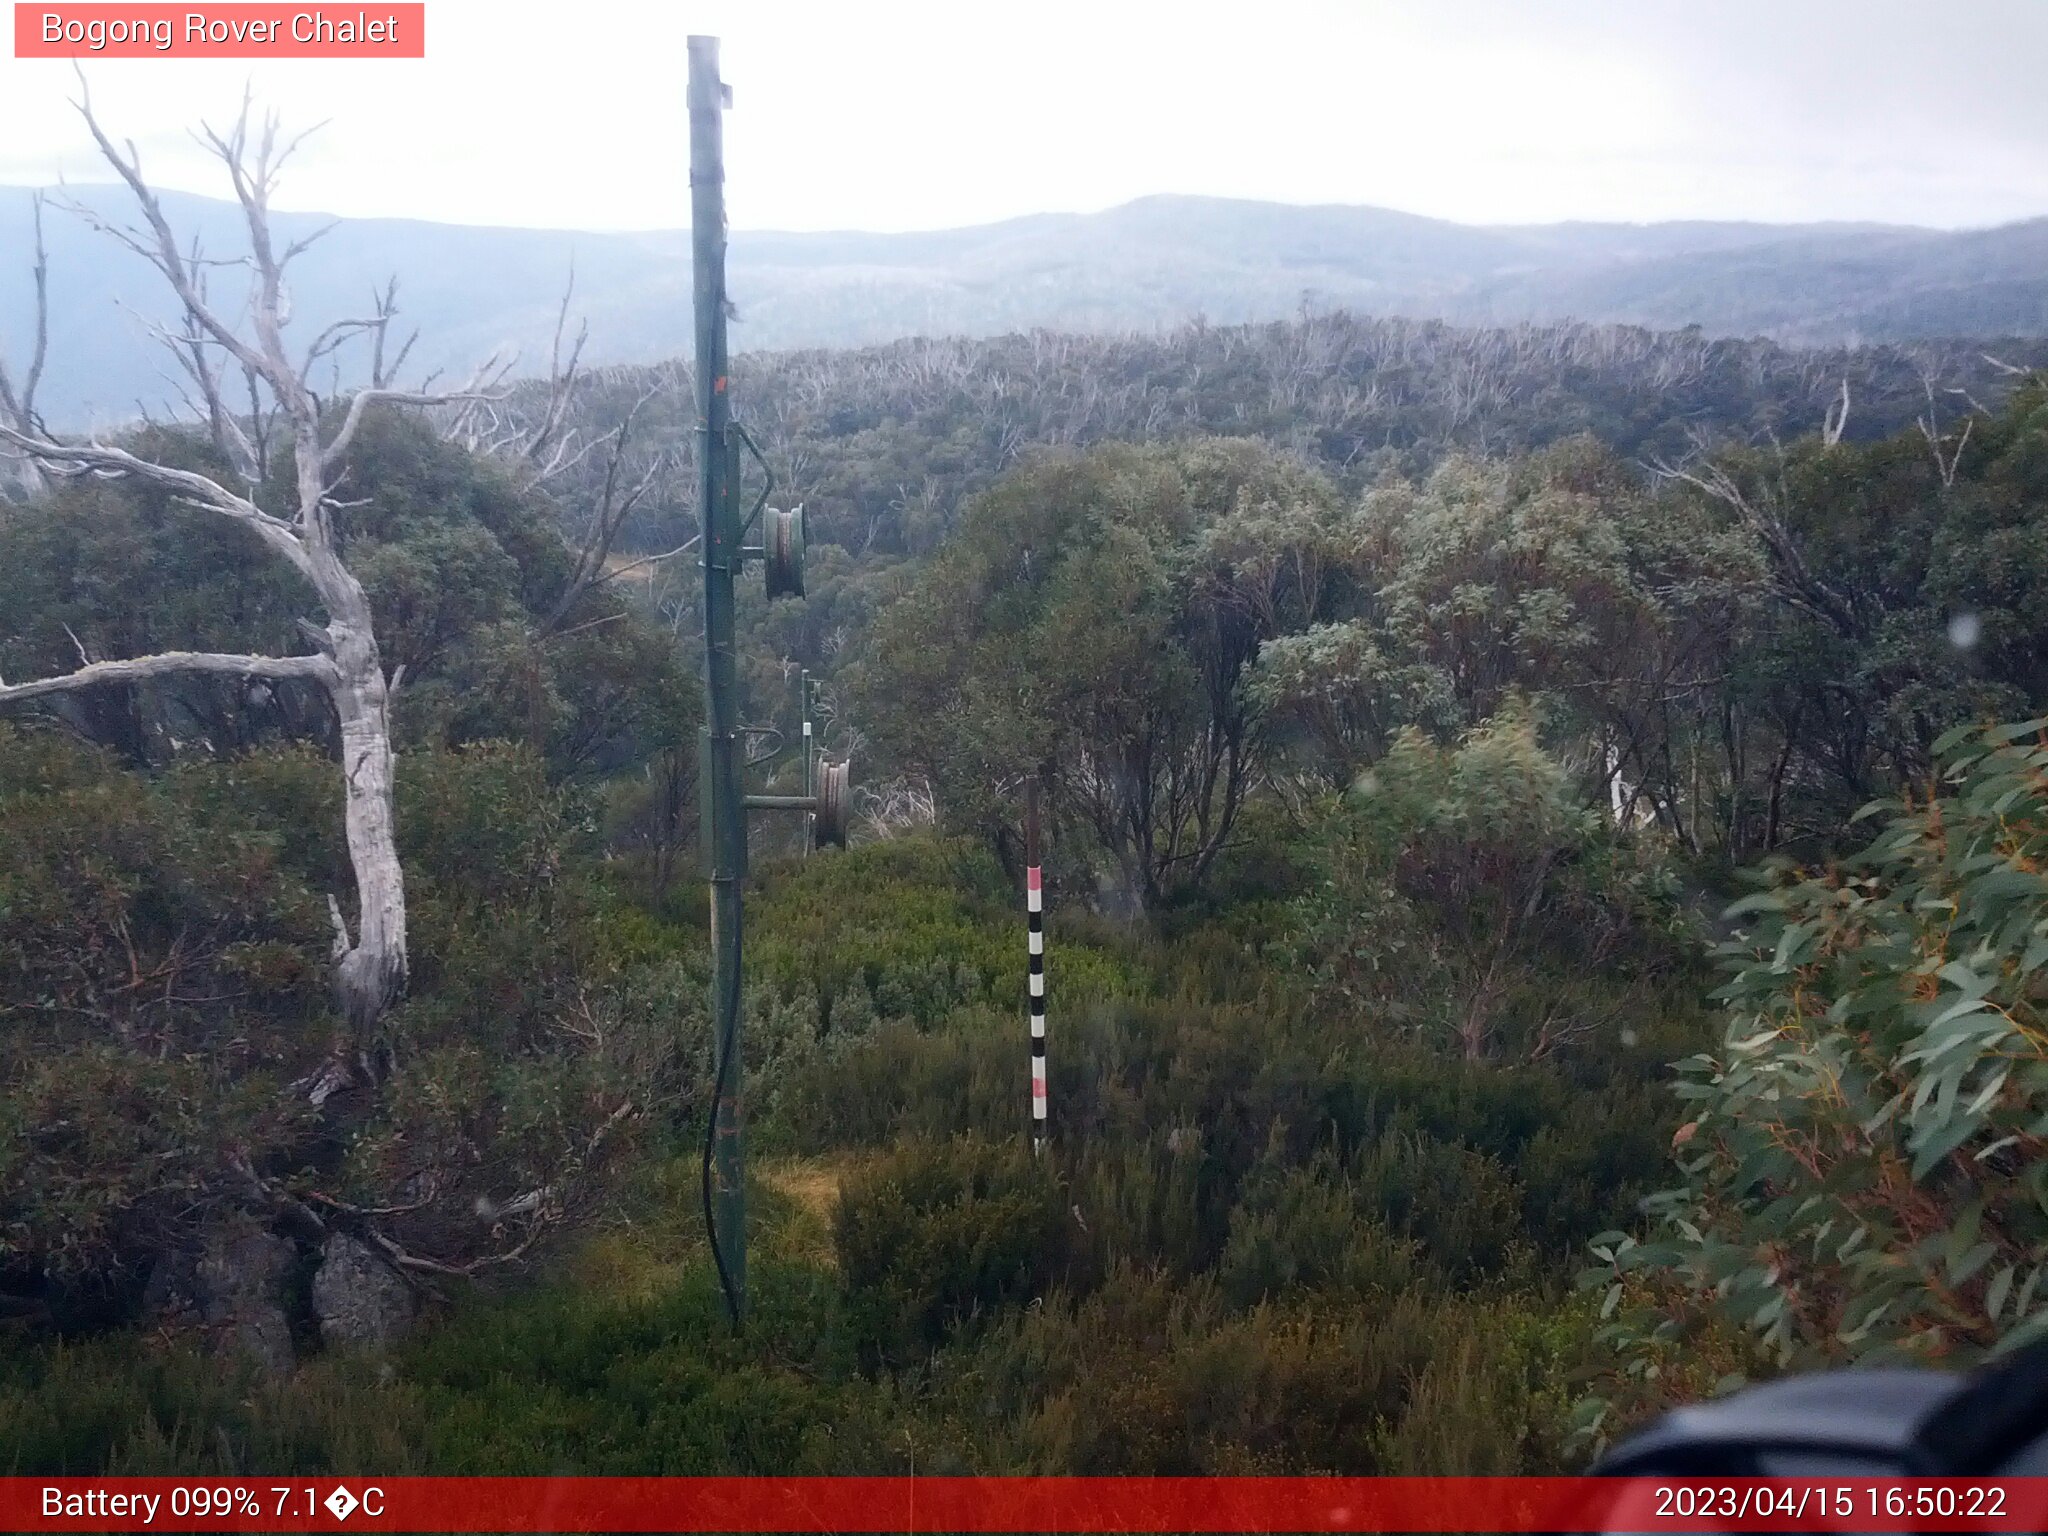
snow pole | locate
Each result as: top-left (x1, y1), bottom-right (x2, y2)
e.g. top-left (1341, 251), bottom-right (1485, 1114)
top-left (1026, 779), bottom-right (1047, 1152)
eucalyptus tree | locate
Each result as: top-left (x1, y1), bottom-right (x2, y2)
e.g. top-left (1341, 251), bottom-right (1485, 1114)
top-left (860, 437), bottom-right (1343, 909)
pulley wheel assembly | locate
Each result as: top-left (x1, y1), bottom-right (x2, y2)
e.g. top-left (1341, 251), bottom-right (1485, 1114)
top-left (813, 757), bottom-right (850, 849)
top-left (765, 506), bottom-right (805, 600)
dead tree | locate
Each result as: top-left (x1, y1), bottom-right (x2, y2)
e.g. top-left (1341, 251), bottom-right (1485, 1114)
top-left (442, 304), bottom-right (691, 635)
top-left (1822, 378), bottom-right (1850, 447)
top-left (0, 89), bottom-right (499, 1071)
top-left (1916, 376), bottom-right (1975, 490)
top-left (0, 192), bottom-right (50, 499)
top-left (1652, 441), bottom-right (1864, 644)
top-left (537, 382), bottom-right (687, 633)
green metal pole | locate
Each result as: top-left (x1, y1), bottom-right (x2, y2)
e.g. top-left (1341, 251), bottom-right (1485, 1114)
top-left (801, 669), bottom-right (814, 858)
top-left (690, 33), bottom-right (746, 1327)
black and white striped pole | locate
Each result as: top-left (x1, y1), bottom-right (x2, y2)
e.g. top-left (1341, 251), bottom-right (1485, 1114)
top-left (1026, 780), bottom-right (1047, 1152)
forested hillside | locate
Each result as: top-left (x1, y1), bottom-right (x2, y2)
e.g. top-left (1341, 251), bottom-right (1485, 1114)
top-left (4, 168), bottom-right (2048, 1474)
top-left (529, 309), bottom-right (2048, 570)
top-left (10, 185), bottom-right (2048, 422)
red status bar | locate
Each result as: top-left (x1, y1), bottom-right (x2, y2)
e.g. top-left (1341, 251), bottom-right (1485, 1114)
top-left (11, 1476), bottom-right (2048, 1532)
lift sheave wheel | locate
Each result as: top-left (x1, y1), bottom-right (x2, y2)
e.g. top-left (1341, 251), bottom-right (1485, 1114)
top-left (765, 506), bottom-right (805, 600)
top-left (814, 758), bottom-right (850, 849)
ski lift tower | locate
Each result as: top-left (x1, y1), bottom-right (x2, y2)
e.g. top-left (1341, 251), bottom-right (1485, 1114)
top-left (690, 34), bottom-right (850, 1329)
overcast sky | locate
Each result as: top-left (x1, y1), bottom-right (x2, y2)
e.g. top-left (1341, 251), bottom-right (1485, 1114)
top-left (3, 0), bottom-right (2046, 233)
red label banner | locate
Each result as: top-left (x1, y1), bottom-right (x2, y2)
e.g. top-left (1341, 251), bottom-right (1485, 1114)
top-left (8, 1476), bottom-right (2048, 1532)
top-left (14, 4), bottom-right (424, 57)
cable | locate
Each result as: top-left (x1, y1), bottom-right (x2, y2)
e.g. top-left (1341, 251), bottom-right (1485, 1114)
top-left (701, 946), bottom-right (743, 1331)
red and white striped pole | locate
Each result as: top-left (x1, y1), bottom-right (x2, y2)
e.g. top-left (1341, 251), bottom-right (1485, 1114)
top-left (1026, 779), bottom-right (1047, 1152)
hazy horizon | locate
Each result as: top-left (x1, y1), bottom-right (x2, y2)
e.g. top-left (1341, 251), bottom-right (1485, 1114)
top-left (0, 182), bottom-right (2036, 242)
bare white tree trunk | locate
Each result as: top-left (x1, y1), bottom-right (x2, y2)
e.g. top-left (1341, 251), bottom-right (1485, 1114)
top-left (325, 578), bottom-right (408, 1035)
top-left (0, 191), bottom-right (51, 500)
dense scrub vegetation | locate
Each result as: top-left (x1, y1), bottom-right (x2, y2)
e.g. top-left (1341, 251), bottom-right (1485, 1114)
top-left (0, 811), bottom-right (1703, 1472)
top-left (3, 312), bottom-right (2046, 1472)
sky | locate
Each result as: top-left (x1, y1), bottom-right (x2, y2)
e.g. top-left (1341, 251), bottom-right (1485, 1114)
top-left (2, 0), bottom-right (2047, 233)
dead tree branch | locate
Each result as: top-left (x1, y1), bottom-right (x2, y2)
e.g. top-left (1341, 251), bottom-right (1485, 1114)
top-left (1651, 450), bottom-right (1864, 640)
top-left (0, 650), bottom-right (335, 703)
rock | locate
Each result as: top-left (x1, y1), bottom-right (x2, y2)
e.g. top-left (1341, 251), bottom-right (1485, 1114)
top-left (145, 1223), bottom-right (298, 1374)
top-left (142, 1250), bottom-right (202, 1328)
top-left (311, 1233), bottom-right (414, 1351)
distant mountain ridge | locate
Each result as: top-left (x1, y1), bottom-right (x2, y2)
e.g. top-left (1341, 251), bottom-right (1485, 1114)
top-left (3, 188), bottom-right (2045, 425)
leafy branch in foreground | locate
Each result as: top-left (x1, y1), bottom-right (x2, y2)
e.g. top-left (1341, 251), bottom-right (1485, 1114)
top-left (1583, 716), bottom-right (2048, 1429)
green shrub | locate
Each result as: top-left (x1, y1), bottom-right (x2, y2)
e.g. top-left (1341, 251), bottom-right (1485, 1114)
top-left (0, 727), bottom-right (325, 1287)
top-left (0, 1255), bottom-right (910, 1476)
top-left (0, 728), bottom-right (1697, 1477)
top-left (836, 1137), bottom-right (1072, 1364)
top-left (1215, 1157), bottom-right (1427, 1307)
top-left (940, 1263), bottom-right (1593, 1473)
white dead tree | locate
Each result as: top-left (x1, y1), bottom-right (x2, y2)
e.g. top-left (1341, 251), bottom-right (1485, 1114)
top-left (1822, 378), bottom-right (1850, 448)
top-left (0, 90), bottom-right (500, 1073)
top-left (0, 192), bottom-right (51, 499)
top-left (853, 775), bottom-right (937, 840)
top-left (1916, 376), bottom-right (1975, 490)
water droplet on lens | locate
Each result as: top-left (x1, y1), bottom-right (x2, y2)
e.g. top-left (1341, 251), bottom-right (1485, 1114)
top-left (1948, 612), bottom-right (1982, 650)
